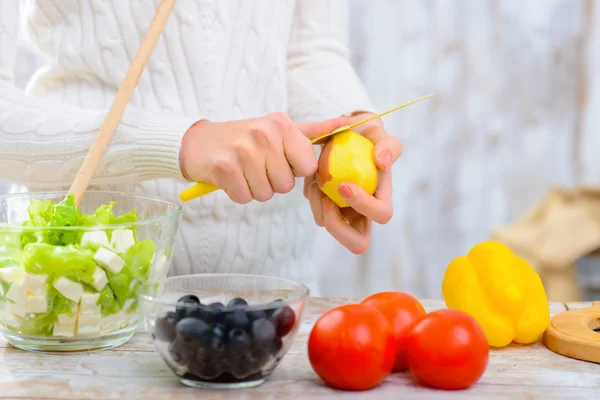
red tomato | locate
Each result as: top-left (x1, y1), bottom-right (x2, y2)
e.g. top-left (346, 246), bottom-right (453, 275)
top-left (308, 304), bottom-right (395, 391)
top-left (405, 309), bottom-right (489, 390)
top-left (360, 291), bottom-right (426, 370)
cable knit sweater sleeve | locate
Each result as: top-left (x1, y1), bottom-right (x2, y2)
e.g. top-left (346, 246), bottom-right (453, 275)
top-left (286, 0), bottom-right (376, 123)
top-left (0, 2), bottom-right (197, 188)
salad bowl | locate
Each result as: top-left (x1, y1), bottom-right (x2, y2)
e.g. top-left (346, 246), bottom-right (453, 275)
top-left (0, 190), bottom-right (182, 352)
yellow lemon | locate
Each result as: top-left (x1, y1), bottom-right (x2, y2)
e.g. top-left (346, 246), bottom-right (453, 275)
top-left (317, 130), bottom-right (378, 208)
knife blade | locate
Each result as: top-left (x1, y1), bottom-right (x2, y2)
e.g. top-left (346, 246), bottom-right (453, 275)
top-left (309, 93), bottom-right (434, 144)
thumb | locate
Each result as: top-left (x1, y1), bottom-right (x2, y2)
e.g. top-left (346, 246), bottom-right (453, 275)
top-left (296, 117), bottom-right (350, 142)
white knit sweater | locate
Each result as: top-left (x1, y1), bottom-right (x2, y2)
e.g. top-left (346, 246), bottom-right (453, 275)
top-left (0, 0), bottom-right (374, 295)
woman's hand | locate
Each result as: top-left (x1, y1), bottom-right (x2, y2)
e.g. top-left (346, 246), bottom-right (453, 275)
top-left (303, 112), bottom-right (403, 254)
top-left (180, 112), bottom-right (349, 204)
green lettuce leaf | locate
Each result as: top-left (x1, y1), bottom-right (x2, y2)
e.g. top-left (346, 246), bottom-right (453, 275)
top-left (48, 194), bottom-right (83, 245)
top-left (79, 201), bottom-right (139, 242)
top-left (21, 243), bottom-right (96, 283)
top-left (27, 198), bottom-right (55, 224)
top-left (48, 285), bottom-right (77, 315)
top-left (80, 202), bottom-right (138, 226)
top-left (107, 269), bottom-right (133, 307)
top-left (124, 240), bottom-right (156, 283)
top-left (98, 285), bottom-right (121, 316)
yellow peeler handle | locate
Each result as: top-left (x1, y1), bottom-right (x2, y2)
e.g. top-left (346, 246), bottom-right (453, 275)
top-left (179, 182), bottom-right (219, 202)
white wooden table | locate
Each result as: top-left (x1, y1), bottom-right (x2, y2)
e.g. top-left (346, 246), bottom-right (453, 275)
top-left (1, 298), bottom-right (599, 399)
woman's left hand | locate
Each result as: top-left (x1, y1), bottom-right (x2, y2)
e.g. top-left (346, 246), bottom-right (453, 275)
top-left (303, 112), bottom-right (403, 254)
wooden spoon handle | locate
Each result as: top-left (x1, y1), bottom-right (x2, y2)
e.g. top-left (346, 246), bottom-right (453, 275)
top-left (69, 0), bottom-right (177, 205)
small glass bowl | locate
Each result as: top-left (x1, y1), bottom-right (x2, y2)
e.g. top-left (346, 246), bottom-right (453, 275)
top-left (0, 191), bottom-right (182, 353)
top-left (138, 274), bottom-right (309, 389)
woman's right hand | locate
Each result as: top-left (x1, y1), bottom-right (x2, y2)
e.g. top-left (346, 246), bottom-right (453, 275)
top-left (179, 112), bottom-right (349, 204)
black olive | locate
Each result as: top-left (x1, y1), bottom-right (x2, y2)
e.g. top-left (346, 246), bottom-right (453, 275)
top-left (227, 297), bottom-right (248, 309)
top-left (175, 295), bottom-right (201, 320)
top-left (168, 338), bottom-right (192, 365)
top-left (265, 299), bottom-right (285, 317)
top-left (228, 328), bottom-right (250, 351)
top-left (175, 317), bottom-right (211, 346)
top-left (271, 306), bottom-right (296, 337)
top-left (223, 309), bottom-right (250, 332)
top-left (178, 294), bottom-right (201, 304)
top-left (251, 318), bottom-right (276, 346)
top-left (208, 324), bottom-right (226, 354)
top-left (230, 354), bottom-right (255, 379)
top-left (206, 302), bottom-right (226, 323)
top-left (154, 311), bottom-right (177, 342)
top-left (208, 302), bottom-right (225, 310)
top-left (246, 309), bottom-right (267, 321)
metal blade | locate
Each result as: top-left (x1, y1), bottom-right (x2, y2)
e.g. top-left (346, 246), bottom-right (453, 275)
top-left (310, 93), bottom-right (434, 144)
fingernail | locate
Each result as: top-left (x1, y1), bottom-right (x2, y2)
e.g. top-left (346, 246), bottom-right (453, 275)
top-left (322, 197), bottom-right (330, 212)
top-left (379, 150), bottom-right (392, 169)
top-left (338, 184), bottom-right (352, 199)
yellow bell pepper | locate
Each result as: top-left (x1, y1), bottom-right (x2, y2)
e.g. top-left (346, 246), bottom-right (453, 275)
top-left (442, 241), bottom-right (550, 348)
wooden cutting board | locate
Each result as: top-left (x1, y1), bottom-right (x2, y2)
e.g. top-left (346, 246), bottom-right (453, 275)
top-left (543, 301), bottom-right (600, 363)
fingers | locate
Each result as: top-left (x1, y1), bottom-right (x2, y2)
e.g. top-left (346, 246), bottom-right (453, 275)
top-left (321, 197), bottom-right (372, 255)
top-left (265, 145), bottom-right (296, 194)
top-left (297, 117), bottom-right (349, 141)
top-left (268, 113), bottom-right (318, 177)
top-left (236, 142), bottom-right (273, 202)
top-left (336, 171), bottom-right (393, 224)
top-left (211, 154), bottom-right (253, 204)
top-left (307, 180), bottom-right (325, 227)
top-left (284, 117), bottom-right (348, 176)
top-left (361, 126), bottom-right (403, 171)
top-left (374, 168), bottom-right (393, 204)
top-left (303, 173), bottom-right (315, 199)
top-left (304, 173), bottom-right (325, 226)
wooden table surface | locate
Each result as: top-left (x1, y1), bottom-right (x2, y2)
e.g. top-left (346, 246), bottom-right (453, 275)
top-left (1, 298), bottom-right (600, 399)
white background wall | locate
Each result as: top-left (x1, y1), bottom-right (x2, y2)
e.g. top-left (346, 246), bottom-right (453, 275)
top-left (3, 0), bottom-right (599, 299)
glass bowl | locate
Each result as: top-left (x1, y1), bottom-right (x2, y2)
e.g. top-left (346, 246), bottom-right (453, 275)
top-left (138, 274), bottom-right (310, 389)
top-left (0, 190), bottom-right (182, 352)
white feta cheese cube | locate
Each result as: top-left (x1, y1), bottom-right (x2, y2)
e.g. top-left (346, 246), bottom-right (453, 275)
top-left (53, 277), bottom-right (84, 302)
top-left (57, 304), bottom-right (79, 325)
top-left (53, 323), bottom-right (75, 337)
top-left (81, 292), bottom-right (100, 307)
top-left (21, 273), bottom-right (48, 295)
top-left (81, 304), bottom-right (101, 315)
top-left (6, 284), bottom-right (26, 306)
top-left (76, 313), bottom-right (101, 335)
top-left (0, 309), bottom-right (23, 328)
top-left (25, 293), bottom-right (48, 313)
top-left (90, 267), bottom-right (108, 292)
top-left (94, 248), bottom-right (125, 274)
top-left (110, 229), bottom-right (135, 254)
top-left (9, 302), bottom-right (26, 317)
top-left (0, 267), bottom-right (24, 284)
top-left (81, 231), bottom-right (110, 248)
top-left (80, 292), bottom-right (101, 315)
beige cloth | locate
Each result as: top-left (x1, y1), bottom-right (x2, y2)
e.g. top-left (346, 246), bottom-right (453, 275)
top-left (491, 187), bottom-right (600, 302)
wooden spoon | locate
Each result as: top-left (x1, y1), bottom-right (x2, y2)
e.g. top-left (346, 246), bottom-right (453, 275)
top-left (543, 301), bottom-right (600, 363)
top-left (68, 0), bottom-right (177, 206)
